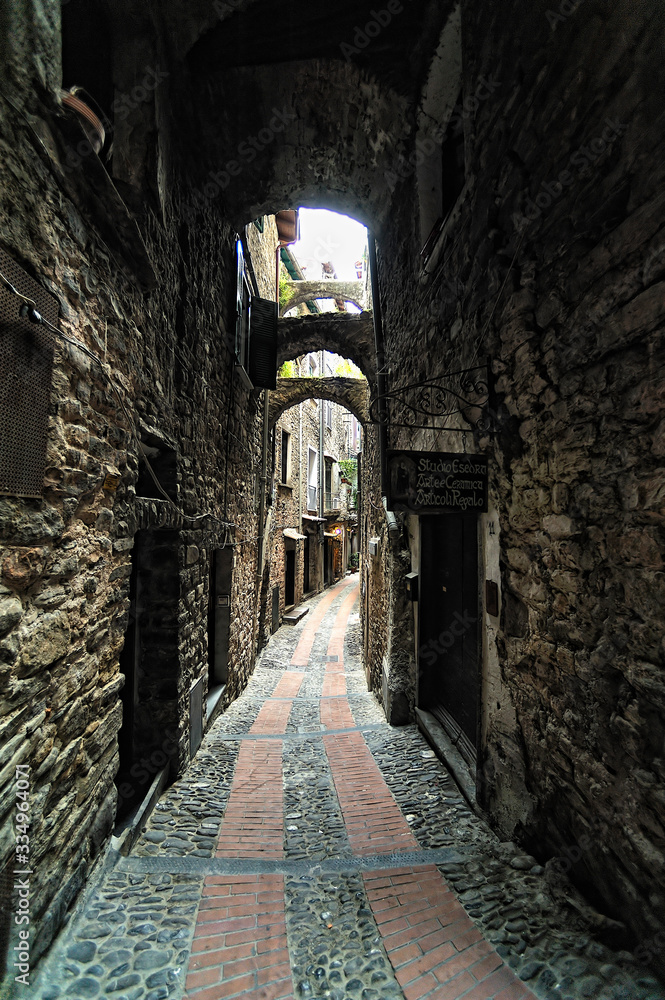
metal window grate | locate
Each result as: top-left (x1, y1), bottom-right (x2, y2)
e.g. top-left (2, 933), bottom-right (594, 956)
top-left (0, 247), bottom-right (59, 498)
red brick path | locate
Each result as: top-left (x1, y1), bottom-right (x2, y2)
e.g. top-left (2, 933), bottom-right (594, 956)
top-left (324, 730), bottom-right (420, 855)
top-left (364, 867), bottom-right (537, 1000)
top-left (215, 741), bottom-right (284, 860)
top-left (186, 874), bottom-right (293, 1000)
top-left (250, 671), bottom-right (304, 735)
top-left (290, 578), bottom-right (351, 666)
top-left (321, 581), bottom-right (358, 712)
top-left (186, 580), bottom-right (536, 1000)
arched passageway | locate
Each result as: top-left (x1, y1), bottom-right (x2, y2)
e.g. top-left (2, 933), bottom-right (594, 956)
top-left (278, 313), bottom-right (377, 380)
top-left (2, 0), bottom-right (664, 985)
top-left (269, 376), bottom-right (370, 428)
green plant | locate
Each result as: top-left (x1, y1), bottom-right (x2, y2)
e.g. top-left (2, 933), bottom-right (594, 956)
top-left (349, 552), bottom-right (359, 569)
top-left (278, 359), bottom-right (296, 378)
top-left (333, 357), bottom-right (365, 379)
top-left (339, 458), bottom-right (358, 485)
top-left (278, 267), bottom-right (293, 311)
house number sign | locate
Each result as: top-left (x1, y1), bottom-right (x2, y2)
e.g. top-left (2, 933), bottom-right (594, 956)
top-left (387, 450), bottom-right (488, 514)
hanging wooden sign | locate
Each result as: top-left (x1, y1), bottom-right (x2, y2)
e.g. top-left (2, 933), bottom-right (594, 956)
top-left (387, 450), bottom-right (488, 513)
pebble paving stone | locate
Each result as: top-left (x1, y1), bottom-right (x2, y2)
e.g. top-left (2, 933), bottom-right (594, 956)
top-left (33, 576), bottom-right (665, 1000)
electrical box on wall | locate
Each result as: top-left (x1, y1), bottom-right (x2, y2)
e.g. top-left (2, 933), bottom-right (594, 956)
top-left (369, 537), bottom-right (380, 557)
top-left (485, 579), bottom-right (499, 617)
top-left (405, 571), bottom-right (418, 602)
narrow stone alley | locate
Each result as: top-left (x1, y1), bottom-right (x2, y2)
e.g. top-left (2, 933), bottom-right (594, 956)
top-left (31, 578), bottom-right (663, 1000)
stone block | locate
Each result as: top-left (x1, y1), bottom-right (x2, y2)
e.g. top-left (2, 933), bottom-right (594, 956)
top-left (1, 547), bottom-right (48, 590)
top-left (18, 611), bottom-right (70, 673)
top-left (0, 596), bottom-right (23, 635)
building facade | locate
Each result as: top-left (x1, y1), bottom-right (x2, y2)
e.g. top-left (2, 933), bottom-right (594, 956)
top-left (0, 0), bottom-right (663, 983)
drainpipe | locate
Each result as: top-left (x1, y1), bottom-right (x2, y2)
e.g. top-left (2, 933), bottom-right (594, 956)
top-left (255, 239), bottom-right (281, 581)
top-left (257, 391), bottom-right (270, 579)
top-left (368, 233), bottom-right (388, 497)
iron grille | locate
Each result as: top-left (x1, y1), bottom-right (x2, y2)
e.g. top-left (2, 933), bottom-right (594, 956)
top-left (0, 247), bottom-right (59, 497)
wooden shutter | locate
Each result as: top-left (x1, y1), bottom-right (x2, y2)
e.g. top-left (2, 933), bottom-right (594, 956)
top-left (0, 248), bottom-right (58, 498)
top-left (248, 297), bottom-right (278, 389)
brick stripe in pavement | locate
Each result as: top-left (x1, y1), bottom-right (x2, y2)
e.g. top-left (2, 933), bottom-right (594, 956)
top-left (290, 577), bottom-right (353, 666)
top-left (250, 669), bottom-right (304, 734)
top-left (215, 740), bottom-right (284, 859)
top-left (321, 583), bottom-right (358, 720)
top-left (324, 730), bottom-right (420, 855)
top-left (326, 581), bottom-right (359, 666)
top-left (271, 671), bottom-right (305, 698)
top-left (320, 696), bottom-right (356, 729)
top-left (186, 873), bottom-right (294, 1000)
top-left (364, 866), bottom-right (538, 1000)
top-left (321, 672), bottom-right (346, 697)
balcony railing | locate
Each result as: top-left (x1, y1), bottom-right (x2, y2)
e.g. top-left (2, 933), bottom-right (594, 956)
top-left (324, 492), bottom-right (341, 512)
top-left (307, 485), bottom-right (317, 510)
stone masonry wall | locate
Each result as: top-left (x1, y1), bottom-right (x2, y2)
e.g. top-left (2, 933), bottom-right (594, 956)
top-left (0, 1), bottom-right (267, 969)
top-left (374, 0), bottom-right (665, 967)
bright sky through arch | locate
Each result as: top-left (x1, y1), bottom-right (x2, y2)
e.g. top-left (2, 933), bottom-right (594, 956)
top-left (294, 208), bottom-right (367, 282)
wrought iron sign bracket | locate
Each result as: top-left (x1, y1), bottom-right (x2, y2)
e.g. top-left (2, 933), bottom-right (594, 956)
top-left (369, 362), bottom-right (492, 433)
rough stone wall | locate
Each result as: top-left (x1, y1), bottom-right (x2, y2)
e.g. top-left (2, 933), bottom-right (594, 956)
top-left (0, 2), bottom-right (267, 967)
top-left (269, 376), bottom-right (370, 427)
top-left (265, 401), bottom-right (304, 634)
top-left (374, 0), bottom-right (665, 964)
top-left (360, 423), bottom-right (389, 696)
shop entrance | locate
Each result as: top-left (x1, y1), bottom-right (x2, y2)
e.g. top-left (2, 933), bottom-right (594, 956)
top-left (418, 514), bottom-right (480, 761)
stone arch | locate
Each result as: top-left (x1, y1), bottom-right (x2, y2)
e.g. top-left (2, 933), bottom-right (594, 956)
top-left (182, 45), bottom-right (415, 233)
top-left (281, 280), bottom-right (366, 317)
top-left (269, 377), bottom-right (370, 428)
top-left (277, 314), bottom-right (376, 381)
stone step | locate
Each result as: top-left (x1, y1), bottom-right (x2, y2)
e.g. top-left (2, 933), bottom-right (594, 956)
top-left (283, 606), bottom-right (310, 625)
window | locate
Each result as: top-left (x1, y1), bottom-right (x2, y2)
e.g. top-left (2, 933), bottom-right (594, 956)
top-left (440, 102), bottom-right (465, 224)
top-left (235, 239), bottom-right (278, 390)
top-left (308, 355), bottom-right (317, 377)
top-left (324, 400), bottom-right (333, 429)
top-left (307, 447), bottom-right (318, 510)
top-left (235, 239), bottom-right (252, 388)
top-left (281, 430), bottom-right (291, 484)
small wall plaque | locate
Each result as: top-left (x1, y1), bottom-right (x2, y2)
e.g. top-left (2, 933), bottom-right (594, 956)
top-left (485, 579), bottom-right (499, 617)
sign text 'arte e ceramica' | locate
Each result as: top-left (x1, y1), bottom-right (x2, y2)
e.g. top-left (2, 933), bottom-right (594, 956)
top-left (387, 451), bottom-right (488, 513)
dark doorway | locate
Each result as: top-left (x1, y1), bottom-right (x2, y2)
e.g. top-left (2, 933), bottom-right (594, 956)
top-left (285, 548), bottom-right (296, 607)
top-left (324, 538), bottom-right (332, 585)
top-left (115, 529), bottom-right (180, 820)
top-left (209, 547), bottom-right (232, 687)
top-left (418, 515), bottom-right (479, 759)
top-left (272, 585), bottom-right (280, 632)
top-left (303, 534), bottom-right (310, 592)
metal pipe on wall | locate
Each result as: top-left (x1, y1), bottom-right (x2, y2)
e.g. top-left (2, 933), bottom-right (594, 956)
top-left (368, 233), bottom-right (388, 497)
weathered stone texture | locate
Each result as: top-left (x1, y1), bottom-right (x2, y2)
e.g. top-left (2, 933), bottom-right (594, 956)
top-left (0, 4), bottom-right (267, 966)
top-left (372, 0), bottom-right (665, 965)
top-left (269, 376), bottom-right (370, 428)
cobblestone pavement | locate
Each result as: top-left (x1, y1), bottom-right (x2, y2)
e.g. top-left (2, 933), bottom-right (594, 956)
top-left (33, 576), bottom-right (664, 1000)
